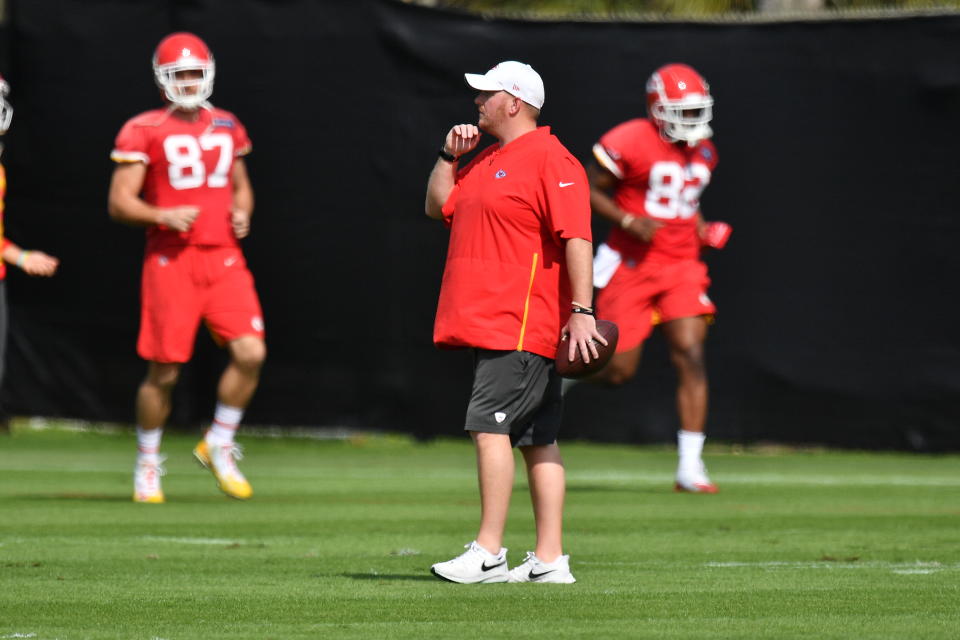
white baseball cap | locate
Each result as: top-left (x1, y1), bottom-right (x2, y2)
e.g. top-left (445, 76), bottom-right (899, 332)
top-left (465, 61), bottom-right (545, 110)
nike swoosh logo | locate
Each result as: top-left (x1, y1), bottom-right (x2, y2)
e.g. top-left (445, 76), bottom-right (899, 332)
top-left (558, 182), bottom-right (575, 187)
top-left (529, 569), bottom-right (555, 579)
top-left (482, 561), bottom-right (506, 572)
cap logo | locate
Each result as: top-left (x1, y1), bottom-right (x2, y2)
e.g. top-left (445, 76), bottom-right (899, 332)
top-left (181, 48), bottom-right (192, 57)
top-left (678, 81), bottom-right (687, 90)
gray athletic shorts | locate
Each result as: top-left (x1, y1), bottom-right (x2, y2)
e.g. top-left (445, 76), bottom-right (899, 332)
top-left (464, 349), bottom-right (563, 447)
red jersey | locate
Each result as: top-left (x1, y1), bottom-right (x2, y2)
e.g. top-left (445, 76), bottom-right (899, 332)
top-left (593, 118), bottom-right (718, 263)
top-left (435, 127), bottom-right (592, 359)
top-left (111, 107), bottom-right (252, 253)
top-left (0, 164), bottom-right (7, 280)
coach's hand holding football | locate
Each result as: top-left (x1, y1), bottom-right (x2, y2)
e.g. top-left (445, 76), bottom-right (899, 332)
top-left (562, 303), bottom-right (606, 364)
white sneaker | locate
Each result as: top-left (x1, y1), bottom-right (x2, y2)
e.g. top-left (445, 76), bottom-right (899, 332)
top-left (431, 541), bottom-right (509, 583)
top-left (507, 551), bottom-right (576, 583)
top-left (675, 461), bottom-right (719, 493)
top-left (133, 455), bottom-right (166, 504)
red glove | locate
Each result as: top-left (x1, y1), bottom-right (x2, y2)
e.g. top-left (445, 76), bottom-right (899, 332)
top-left (702, 221), bottom-right (731, 250)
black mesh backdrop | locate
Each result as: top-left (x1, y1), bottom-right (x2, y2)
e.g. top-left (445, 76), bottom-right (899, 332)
top-left (1, 0), bottom-right (959, 449)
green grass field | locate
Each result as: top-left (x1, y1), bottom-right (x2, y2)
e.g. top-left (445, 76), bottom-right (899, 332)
top-left (1, 426), bottom-right (958, 639)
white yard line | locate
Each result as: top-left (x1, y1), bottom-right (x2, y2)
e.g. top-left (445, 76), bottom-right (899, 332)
top-left (565, 471), bottom-right (960, 487)
top-left (581, 560), bottom-right (958, 575)
top-left (140, 536), bottom-right (246, 545)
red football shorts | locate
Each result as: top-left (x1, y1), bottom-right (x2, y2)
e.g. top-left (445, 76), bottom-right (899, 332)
top-left (596, 258), bottom-right (715, 353)
top-left (138, 245), bottom-right (265, 363)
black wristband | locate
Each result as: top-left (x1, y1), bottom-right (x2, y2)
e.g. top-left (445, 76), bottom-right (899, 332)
top-left (438, 148), bottom-right (459, 163)
top-left (571, 306), bottom-right (595, 316)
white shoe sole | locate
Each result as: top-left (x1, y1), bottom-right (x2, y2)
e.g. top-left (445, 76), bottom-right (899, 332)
top-left (430, 566), bottom-right (508, 584)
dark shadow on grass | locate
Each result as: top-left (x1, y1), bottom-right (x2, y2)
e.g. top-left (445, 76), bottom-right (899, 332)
top-left (566, 484), bottom-right (668, 494)
top-left (11, 493), bottom-right (136, 502)
top-left (13, 493), bottom-right (234, 503)
top-left (339, 573), bottom-right (436, 581)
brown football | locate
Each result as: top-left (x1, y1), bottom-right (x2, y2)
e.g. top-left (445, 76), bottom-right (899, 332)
top-left (555, 319), bottom-right (619, 379)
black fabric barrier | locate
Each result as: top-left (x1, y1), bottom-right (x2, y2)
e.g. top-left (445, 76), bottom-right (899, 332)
top-left (1, 0), bottom-right (958, 449)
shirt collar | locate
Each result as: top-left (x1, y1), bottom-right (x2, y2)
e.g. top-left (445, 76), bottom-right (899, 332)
top-left (496, 126), bottom-right (551, 154)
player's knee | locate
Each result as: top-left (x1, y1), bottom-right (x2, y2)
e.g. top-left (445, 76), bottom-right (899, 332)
top-left (144, 363), bottom-right (181, 390)
top-left (601, 361), bottom-right (636, 386)
top-left (670, 344), bottom-right (706, 378)
top-left (231, 338), bottom-right (266, 372)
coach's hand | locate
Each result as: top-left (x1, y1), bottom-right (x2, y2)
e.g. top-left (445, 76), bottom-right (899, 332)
top-left (232, 208), bottom-right (251, 239)
top-left (562, 312), bottom-right (607, 364)
top-left (444, 124), bottom-right (481, 159)
top-left (157, 206), bottom-right (200, 232)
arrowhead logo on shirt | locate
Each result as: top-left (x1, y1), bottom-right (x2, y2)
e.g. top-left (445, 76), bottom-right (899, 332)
top-left (494, 169), bottom-right (507, 179)
top-left (494, 412), bottom-right (507, 424)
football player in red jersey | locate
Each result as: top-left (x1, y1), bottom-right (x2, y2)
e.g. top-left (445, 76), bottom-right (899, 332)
top-left (0, 74), bottom-right (60, 432)
top-left (108, 33), bottom-right (265, 502)
top-left (584, 63), bottom-right (731, 493)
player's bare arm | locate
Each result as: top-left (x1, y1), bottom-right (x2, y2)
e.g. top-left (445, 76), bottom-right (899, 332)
top-left (562, 237), bottom-right (606, 364)
top-left (231, 158), bottom-right (254, 239)
top-left (1, 242), bottom-right (59, 277)
top-left (586, 163), bottom-right (662, 242)
top-left (107, 162), bottom-right (199, 231)
top-left (425, 124), bottom-right (481, 220)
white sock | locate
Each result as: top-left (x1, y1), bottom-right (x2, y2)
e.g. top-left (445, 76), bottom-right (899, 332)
top-left (677, 430), bottom-right (705, 470)
top-left (136, 426), bottom-right (162, 460)
top-left (206, 403), bottom-right (243, 446)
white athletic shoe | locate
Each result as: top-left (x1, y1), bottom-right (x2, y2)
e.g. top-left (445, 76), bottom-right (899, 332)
top-left (133, 455), bottom-right (166, 504)
top-left (507, 551), bottom-right (576, 583)
top-left (675, 461), bottom-right (719, 494)
top-left (430, 541), bottom-right (509, 584)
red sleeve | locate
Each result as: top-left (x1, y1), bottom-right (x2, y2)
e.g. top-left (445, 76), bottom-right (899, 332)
top-left (695, 139), bottom-right (719, 171)
top-left (593, 120), bottom-right (640, 180)
top-left (110, 118), bottom-right (151, 164)
top-left (541, 152), bottom-right (591, 245)
top-left (233, 118), bottom-right (252, 157)
top-left (440, 144), bottom-right (496, 225)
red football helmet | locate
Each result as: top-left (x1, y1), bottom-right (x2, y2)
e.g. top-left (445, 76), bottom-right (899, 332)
top-left (646, 63), bottom-right (713, 146)
top-left (0, 74), bottom-right (12, 134)
top-left (152, 32), bottom-right (215, 110)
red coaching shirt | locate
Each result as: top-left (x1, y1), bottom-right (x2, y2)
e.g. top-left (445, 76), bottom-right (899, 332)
top-left (111, 107), bottom-right (252, 253)
top-left (594, 118), bottom-right (718, 263)
top-left (435, 126), bottom-right (591, 359)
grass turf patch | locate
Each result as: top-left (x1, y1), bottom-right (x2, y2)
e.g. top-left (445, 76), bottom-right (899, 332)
top-left (1, 427), bottom-right (958, 639)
